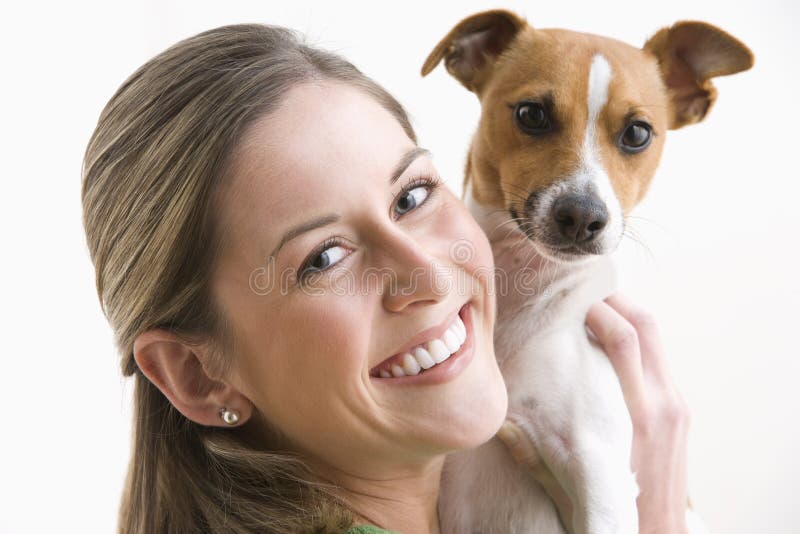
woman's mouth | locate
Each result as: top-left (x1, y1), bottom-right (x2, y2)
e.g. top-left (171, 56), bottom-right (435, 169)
top-left (369, 301), bottom-right (475, 385)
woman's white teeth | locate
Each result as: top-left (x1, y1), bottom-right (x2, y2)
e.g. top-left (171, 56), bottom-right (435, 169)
top-left (391, 364), bottom-right (406, 378)
top-left (379, 313), bottom-right (468, 378)
top-left (452, 316), bottom-right (466, 343)
top-left (412, 347), bottom-right (436, 369)
top-left (442, 329), bottom-right (460, 353)
top-left (402, 353), bottom-right (422, 375)
top-left (427, 339), bottom-right (450, 363)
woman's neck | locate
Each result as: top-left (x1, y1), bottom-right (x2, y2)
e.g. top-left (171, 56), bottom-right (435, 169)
top-left (312, 455), bottom-right (445, 534)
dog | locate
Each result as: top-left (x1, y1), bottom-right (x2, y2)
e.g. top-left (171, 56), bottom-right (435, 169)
top-left (422, 9), bottom-right (753, 533)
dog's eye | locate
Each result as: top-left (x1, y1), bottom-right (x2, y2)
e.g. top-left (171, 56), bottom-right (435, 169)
top-left (514, 101), bottom-right (552, 134)
top-left (620, 121), bottom-right (653, 153)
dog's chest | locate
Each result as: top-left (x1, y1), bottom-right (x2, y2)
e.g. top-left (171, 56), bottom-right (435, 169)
top-left (444, 186), bottom-right (636, 533)
top-left (465, 188), bottom-right (616, 354)
top-left (466, 187), bottom-right (620, 411)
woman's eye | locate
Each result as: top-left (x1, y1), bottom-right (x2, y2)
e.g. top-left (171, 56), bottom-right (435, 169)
top-left (395, 186), bottom-right (430, 216)
top-left (303, 243), bottom-right (349, 275)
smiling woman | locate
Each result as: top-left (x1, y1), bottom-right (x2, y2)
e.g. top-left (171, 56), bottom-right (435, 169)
top-left (81, 23), bottom-right (507, 534)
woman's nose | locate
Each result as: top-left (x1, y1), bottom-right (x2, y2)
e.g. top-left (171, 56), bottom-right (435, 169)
top-left (373, 225), bottom-right (451, 313)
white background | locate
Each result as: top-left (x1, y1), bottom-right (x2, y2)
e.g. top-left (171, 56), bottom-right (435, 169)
top-left (1, 1), bottom-right (797, 532)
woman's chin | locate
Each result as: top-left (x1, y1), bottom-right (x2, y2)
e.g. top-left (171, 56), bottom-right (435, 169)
top-left (439, 341), bottom-right (508, 450)
top-left (381, 331), bottom-right (509, 455)
top-left (429, 376), bottom-right (509, 452)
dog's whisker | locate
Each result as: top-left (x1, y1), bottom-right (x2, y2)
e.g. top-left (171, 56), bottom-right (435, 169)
top-left (621, 227), bottom-right (656, 261)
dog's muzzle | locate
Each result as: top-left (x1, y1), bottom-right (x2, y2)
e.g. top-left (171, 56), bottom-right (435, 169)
top-left (551, 192), bottom-right (608, 244)
top-left (518, 189), bottom-right (611, 257)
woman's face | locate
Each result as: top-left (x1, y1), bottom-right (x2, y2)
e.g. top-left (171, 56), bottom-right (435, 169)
top-left (212, 81), bottom-right (507, 476)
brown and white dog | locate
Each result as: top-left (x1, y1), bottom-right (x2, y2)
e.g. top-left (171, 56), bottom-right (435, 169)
top-left (422, 10), bottom-right (753, 534)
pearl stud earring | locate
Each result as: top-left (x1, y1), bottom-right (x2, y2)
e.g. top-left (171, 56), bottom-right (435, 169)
top-left (219, 406), bottom-right (240, 425)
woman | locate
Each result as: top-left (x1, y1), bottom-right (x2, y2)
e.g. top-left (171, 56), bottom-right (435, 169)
top-left (81, 23), bottom-right (690, 533)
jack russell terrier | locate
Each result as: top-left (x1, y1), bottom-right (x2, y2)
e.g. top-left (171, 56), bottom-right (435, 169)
top-left (422, 9), bottom-right (753, 534)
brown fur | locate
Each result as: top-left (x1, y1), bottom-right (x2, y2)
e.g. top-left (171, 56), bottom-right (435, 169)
top-left (423, 10), bottom-right (753, 216)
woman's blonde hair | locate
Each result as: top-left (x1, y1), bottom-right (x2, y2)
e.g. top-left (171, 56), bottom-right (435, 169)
top-left (82, 23), bottom-right (416, 533)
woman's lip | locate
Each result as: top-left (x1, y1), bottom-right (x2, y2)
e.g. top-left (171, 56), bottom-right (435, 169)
top-left (369, 302), bottom-right (467, 376)
top-left (370, 302), bottom-right (475, 386)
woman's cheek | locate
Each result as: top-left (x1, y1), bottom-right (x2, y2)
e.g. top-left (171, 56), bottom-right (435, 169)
top-left (291, 292), bottom-right (369, 375)
top-left (256, 294), bottom-right (368, 428)
top-left (446, 197), bottom-right (495, 274)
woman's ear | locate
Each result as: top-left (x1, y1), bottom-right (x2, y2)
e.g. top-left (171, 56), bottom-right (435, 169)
top-left (132, 328), bottom-right (253, 427)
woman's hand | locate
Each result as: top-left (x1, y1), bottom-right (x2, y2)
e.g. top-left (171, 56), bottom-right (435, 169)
top-left (496, 292), bottom-right (691, 534)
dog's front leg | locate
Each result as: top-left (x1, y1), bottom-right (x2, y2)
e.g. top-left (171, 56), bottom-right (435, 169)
top-left (568, 438), bottom-right (639, 534)
top-left (510, 332), bottom-right (640, 534)
top-left (524, 421), bottom-right (639, 534)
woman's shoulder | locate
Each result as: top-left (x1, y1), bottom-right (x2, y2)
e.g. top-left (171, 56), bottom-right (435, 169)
top-left (344, 525), bottom-right (399, 534)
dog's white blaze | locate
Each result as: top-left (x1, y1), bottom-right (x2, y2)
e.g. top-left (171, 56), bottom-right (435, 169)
top-left (586, 54), bottom-right (611, 134)
top-left (579, 54), bottom-right (623, 250)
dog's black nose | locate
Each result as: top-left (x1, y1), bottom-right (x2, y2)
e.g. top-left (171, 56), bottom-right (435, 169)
top-left (551, 193), bottom-right (608, 243)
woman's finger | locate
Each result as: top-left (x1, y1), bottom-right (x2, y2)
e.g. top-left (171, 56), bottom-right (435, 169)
top-left (585, 300), bottom-right (647, 419)
top-left (495, 419), bottom-right (574, 529)
top-left (604, 293), bottom-right (671, 388)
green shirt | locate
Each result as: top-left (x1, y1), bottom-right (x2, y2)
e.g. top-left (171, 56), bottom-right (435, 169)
top-left (345, 525), bottom-right (399, 534)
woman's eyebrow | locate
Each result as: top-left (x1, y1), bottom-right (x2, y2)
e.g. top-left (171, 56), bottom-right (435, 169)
top-left (268, 214), bottom-right (340, 259)
top-left (269, 147), bottom-right (432, 259)
top-left (390, 146), bottom-right (431, 184)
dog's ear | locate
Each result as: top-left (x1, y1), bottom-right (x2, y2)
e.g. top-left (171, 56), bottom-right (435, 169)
top-left (421, 9), bottom-right (527, 93)
top-left (644, 21), bottom-right (753, 129)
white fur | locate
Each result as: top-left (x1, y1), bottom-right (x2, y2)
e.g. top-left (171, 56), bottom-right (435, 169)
top-left (586, 54), bottom-right (611, 128)
top-left (441, 183), bottom-right (638, 533)
top-left (580, 55), bottom-right (624, 253)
